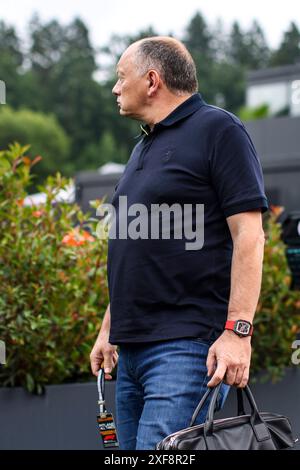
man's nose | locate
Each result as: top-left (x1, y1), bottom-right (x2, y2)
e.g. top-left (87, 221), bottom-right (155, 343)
top-left (112, 81), bottom-right (120, 95)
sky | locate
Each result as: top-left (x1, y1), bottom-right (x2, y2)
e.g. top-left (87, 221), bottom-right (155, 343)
top-left (1, 0), bottom-right (299, 51)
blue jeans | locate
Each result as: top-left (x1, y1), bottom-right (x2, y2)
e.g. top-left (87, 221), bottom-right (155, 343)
top-left (115, 338), bottom-right (230, 450)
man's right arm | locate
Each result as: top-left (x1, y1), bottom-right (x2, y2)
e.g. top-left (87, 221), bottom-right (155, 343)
top-left (89, 304), bottom-right (118, 379)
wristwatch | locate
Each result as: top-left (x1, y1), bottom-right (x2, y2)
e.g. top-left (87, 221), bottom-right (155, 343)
top-left (225, 320), bottom-right (253, 337)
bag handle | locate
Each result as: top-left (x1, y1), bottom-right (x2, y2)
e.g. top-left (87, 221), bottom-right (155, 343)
top-left (189, 386), bottom-right (214, 427)
top-left (190, 383), bottom-right (260, 427)
top-left (189, 382), bottom-right (271, 448)
top-left (237, 388), bottom-right (246, 416)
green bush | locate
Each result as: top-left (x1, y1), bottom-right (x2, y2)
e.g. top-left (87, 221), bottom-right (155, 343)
top-left (238, 103), bottom-right (270, 121)
top-left (252, 207), bottom-right (300, 382)
top-left (0, 107), bottom-right (71, 186)
top-left (0, 143), bottom-right (108, 394)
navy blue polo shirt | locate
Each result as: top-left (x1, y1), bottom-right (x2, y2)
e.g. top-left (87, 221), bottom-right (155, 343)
top-left (107, 93), bottom-right (268, 344)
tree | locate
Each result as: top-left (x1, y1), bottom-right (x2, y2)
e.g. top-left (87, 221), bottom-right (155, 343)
top-left (79, 131), bottom-right (128, 169)
top-left (28, 16), bottom-right (107, 172)
top-left (0, 107), bottom-right (71, 185)
top-left (210, 18), bottom-right (228, 63)
top-left (228, 21), bottom-right (246, 66)
top-left (212, 60), bottom-right (246, 113)
top-left (0, 21), bottom-right (23, 108)
top-left (246, 20), bottom-right (270, 69)
top-left (210, 20), bottom-right (270, 113)
top-left (270, 22), bottom-right (300, 66)
top-left (29, 15), bottom-right (65, 71)
top-left (184, 12), bottom-right (213, 57)
top-left (183, 12), bottom-right (216, 103)
top-left (228, 20), bottom-right (270, 70)
top-left (28, 15), bottom-right (66, 111)
top-left (53, 18), bottom-right (102, 150)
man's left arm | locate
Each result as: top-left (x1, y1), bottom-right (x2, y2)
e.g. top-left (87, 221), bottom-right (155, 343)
top-left (207, 210), bottom-right (265, 388)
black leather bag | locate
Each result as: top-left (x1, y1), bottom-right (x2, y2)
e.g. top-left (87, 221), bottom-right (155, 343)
top-left (156, 382), bottom-right (296, 450)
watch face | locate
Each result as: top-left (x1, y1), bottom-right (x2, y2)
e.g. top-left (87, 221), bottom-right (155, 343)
top-left (235, 321), bottom-right (251, 336)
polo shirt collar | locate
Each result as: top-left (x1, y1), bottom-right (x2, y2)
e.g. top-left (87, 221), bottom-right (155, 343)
top-left (140, 93), bottom-right (205, 136)
top-left (158, 92), bottom-right (205, 127)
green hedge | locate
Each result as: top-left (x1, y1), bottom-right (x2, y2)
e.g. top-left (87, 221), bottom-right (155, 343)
top-left (0, 143), bottom-right (108, 393)
top-left (252, 207), bottom-right (300, 381)
top-left (0, 107), bottom-right (71, 185)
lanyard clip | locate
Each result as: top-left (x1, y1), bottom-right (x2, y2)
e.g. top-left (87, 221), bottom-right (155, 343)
top-left (97, 368), bottom-right (106, 414)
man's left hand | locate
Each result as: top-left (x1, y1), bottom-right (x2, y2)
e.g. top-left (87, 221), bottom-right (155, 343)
top-left (206, 330), bottom-right (251, 388)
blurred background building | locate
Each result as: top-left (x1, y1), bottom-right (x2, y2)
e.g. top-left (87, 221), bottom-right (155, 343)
top-left (245, 63), bottom-right (300, 212)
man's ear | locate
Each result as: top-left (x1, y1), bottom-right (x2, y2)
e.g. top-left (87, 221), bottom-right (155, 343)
top-left (147, 70), bottom-right (160, 97)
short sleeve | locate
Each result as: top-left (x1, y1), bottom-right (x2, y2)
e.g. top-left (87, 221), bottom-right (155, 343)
top-left (209, 124), bottom-right (269, 217)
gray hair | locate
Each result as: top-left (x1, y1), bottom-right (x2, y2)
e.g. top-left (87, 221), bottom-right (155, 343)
top-left (134, 38), bottom-right (198, 95)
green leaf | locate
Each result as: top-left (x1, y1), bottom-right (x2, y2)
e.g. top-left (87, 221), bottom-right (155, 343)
top-left (0, 157), bottom-right (11, 175)
top-left (26, 373), bottom-right (35, 393)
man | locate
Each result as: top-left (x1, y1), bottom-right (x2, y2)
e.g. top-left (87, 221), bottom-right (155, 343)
top-left (90, 36), bottom-right (268, 450)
